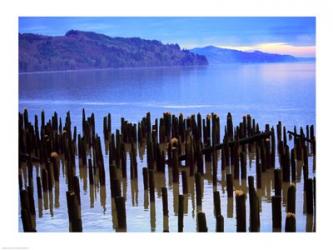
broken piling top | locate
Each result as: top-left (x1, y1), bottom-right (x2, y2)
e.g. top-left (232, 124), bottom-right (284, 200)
top-left (286, 212), bottom-right (295, 219)
top-left (50, 152), bottom-right (59, 159)
top-left (235, 190), bottom-right (245, 198)
top-left (170, 137), bottom-right (179, 149)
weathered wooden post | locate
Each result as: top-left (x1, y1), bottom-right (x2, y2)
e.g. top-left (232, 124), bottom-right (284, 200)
top-left (240, 151), bottom-right (247, 180)
top-left (272, 195), bottom-right (281, 232)
top-left (178, 194), bottom-right (184, 232)
top-left (162, 187), bottom-right (168, 216)
top-left (287, 184), bottom-right (296, 213)
top-left (274, 169), bottom-right (282, 197)
top-left (233, 141), bottom-right (240, 181)
top-left (73, 176), bottom-right (81, 208)
top-left (235, 190), bottom-right (246, 232)
top-left (66, 191), bottom-right (82, 232)
top-left (41, 168), bottom-right (49, 210)
top-left (181, 170), bottom-right (188, 194)
top-left (197, 212), bottom-right (208, 232)
top-left (115, 196), bottom-right (127, 231)
top-left (313, 176), bottom-right (316, 224)
top-left (213, 191), bottom-right (221, 217)
top-left (143, 167), bottom-right (148, 191)
top-left (226, 173), bottom-right (233, 198)
top-left (212, 147), bottom-right (217, 186)
top-left (21, 208), bottom-right (36, 232)
top-left (195, 173), bottom-right (202, 207)
top-left (149, 169), bottom-right (155, 202)
top-left (36, 176), bottom-right (43, 217)
top-left (285, 213), bottom-right (296, 232)
top-left (216, 214), bottom-right (224, 232)
top-left (171, 139), bottom-right (179, 184)
top-left (305, 178), bottom-right (314, 214)
top-left (256, 162), bottom-right (262, 189)
top-left (282, 146), bottom-right (291, 183)
top-left (248, 176), bottom-right (260, 232)
top-left (121, 145), bottom-right (127, 179)
top-left (291, 148), bottom-right (296, 182)
top-left (20, 189), bottom-right (36, 232)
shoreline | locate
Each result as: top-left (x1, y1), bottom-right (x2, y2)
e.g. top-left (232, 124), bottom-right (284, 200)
top-left (18, 61), bottom-right (316, 75)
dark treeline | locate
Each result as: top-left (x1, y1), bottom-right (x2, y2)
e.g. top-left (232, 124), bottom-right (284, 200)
top-left (18, 109), bottom-right (316, 232)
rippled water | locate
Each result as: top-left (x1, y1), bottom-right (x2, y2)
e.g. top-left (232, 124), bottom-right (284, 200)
top-left (19, 63), bottom-right (315, 232)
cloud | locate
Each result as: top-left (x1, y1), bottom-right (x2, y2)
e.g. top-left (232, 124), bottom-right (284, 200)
top-left (216, 43), bottom-right (316, 57)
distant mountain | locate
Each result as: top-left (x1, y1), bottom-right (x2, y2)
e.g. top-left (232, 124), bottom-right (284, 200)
top-left (190, 46), bottom-right (315, 64)
top-left (19, 30), bottom-right (208, 73)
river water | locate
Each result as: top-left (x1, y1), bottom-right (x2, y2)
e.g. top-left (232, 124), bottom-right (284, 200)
top-left (19, 63), bottom-right (315, 232)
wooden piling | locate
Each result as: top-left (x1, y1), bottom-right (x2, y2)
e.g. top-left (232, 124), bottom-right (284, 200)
top-left (305, 178), bottom-right (314, 214)
top-left (235, 190), bottom-right (246, 232)
top-left (172, 146), bottom-right (179, 184)
top-left (213, 191), bottom-right (221, 217)
top-left (162, 187), bottom-right (168, 216)
top-left (66, 191), bottom-right (82, 232)
top-left (313, 176), bottom-right (316, 220)
top-left (197, 212), bottom-right (208, 232)
top-left (282, 145), bottom-right (290, 182)
top-left (195, 173), bottom-right (202, 207)
top-left (226, 173), bottom-right (233, 198)
top-left (36, 176), bottom-right (43, 217)
top-left (287, 184), bottom-right (296, 214)
top-left (21, 209), bottom-right (36, 232)
top-left (178, 194), bottom-right (184, 232)
top-left (216, 214), bottom-right (224, 232)
top-left (240, 151), bottom-right (247, 180)
top-left (272, 195), bottom-right (281, 231)
top-left (221, 147), bottom-right (227, 171)
top-left (212, 148), bottom-right (217, 185)
top-left (27, 186), bottom-right (36, 227)
top-left (181, 170), bottom-right (188, 194)
top-left (115, 196), bottom-right (127, 231)
top-left (274, 169), bottom-right (282, 197)
top-left (143, 167), bottom-right (148, 191)
top-left (121, 145), bottom-right (127, 178)
top-left (256, 161), bottom-right (262, 189)
top-left (291, 148), bottom-right (296, 182)
top-left (73, 176), bottom-right (81, 207)
top-left (248, 176), bottom-right (260, 232)
top-left (233, 141), bottom-right (240, 180)
top-left (285, 213), bottom-right (296, 232)
top-left (149, 169), bottom-right (155, 202)
top-left (20, 189), bottom-right (36, 232)
top-left (41, 168), bottom-right (49, 209)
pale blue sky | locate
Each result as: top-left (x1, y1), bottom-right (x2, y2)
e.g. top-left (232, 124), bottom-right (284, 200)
top-left (19, 17), bottom-right (316, 56)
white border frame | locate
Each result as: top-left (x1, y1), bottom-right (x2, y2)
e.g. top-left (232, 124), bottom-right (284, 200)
top-left (1, 0), bottom-right (332, 249)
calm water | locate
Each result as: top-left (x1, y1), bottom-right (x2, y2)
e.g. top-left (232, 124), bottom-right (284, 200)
top-left (19, 63), bottom-right (316, 232)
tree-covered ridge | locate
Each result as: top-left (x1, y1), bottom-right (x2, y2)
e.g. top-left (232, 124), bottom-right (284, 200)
top-left (19, 30), bottom-right (208, 73)
top-left (191, 46), bottom-right (315, 64)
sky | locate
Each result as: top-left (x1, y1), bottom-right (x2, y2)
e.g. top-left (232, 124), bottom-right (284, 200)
top-left (19, 17), bottom-right (315, 57)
